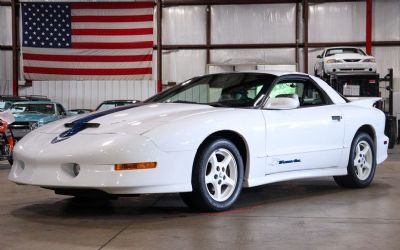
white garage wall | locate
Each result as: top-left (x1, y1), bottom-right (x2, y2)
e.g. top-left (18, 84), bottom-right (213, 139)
top-left (18, 79), bottom-right (156, 110)
top-left (0, 50), bottom-right (13, 95)
top-left (372, 0), bottom-right (400, 41)
top-left (0, 6), bottom-right (13, 95)
top-left (162, 50), bottom-right (206, 83)
top-left (0, 6), bottom-right (12, 46)
top-left (211, 4), bottom-right (296, 44)
top-left (372, 47), bottom-right (400, 92)
top-left (162, 6), bottom-right (206, 45)
top-left (211, 48), bottom-right (296, 65)
top-left (309, 2), bottom-right (366, 43)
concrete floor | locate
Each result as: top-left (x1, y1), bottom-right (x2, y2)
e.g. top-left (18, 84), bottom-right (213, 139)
top-left (1, 148), bottom-right (400, 250)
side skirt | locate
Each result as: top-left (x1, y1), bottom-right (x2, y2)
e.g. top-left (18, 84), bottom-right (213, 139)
top-left (244, 167), bottom-right (347, 188)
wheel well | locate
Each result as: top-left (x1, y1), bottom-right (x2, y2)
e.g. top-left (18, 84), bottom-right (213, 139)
top-left (356, 125), bottom-right (376, 145)
top-left (198, 130), bottom-right (249, 174)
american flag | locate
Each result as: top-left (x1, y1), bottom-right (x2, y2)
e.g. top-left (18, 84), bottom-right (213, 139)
top-left (21, 2), bottom-right (154, 80)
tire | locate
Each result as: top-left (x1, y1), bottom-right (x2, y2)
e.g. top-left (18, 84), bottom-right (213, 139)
top-left (181, 138), bottom-right (244, 212)
top-left (334, 132), bottom-right (376, 188)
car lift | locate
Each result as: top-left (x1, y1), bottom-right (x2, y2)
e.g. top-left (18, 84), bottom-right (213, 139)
top-left (328, 69), bottom-right (397, 149)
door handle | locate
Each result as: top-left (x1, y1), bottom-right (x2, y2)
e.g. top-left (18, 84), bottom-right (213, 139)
top-left (332, 115), bottom-right (342, 121)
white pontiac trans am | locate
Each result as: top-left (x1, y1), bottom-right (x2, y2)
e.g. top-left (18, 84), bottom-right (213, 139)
top-left (314, 47), bottom-right (377, 79)
top-left (9, 72), bottom-right (388, 211)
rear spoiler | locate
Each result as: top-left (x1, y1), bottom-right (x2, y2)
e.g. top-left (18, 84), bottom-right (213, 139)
top-left (346, 97), bottom-right (382, 108)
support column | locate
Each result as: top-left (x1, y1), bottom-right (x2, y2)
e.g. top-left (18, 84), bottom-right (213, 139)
top-left (11, 0), bottom-right (19, 96)
top-left (156, 0), bottom-right (162, 93)
top-left (366, 0), bottom-right (372, 55)
top-left (302, 0), bottom-right (309, 74)
top-left (206, 5), bottom-right (211, 65)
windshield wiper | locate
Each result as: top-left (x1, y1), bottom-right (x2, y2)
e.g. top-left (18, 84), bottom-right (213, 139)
top-left (168, 100), bottom-right (199, 104)
top-left (208, 102), bottom-right (228, 107)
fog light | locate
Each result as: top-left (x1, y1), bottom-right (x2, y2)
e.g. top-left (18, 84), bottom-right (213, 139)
top-left (369, 68), bottom-right (373, 71)
top-left (333, 69), bottom-right (336, 72)
top-left (72, 164), bottom-right (80, 176)
top-left (115, 162), bottom-right (157, 171)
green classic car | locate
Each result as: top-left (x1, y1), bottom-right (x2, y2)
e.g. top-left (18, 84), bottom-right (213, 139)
top-left (9, 101), bottom-right (68, 139)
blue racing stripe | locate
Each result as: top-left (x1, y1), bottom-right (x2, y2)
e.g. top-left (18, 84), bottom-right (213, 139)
top-left (51, 103), bottom-right (142, 143)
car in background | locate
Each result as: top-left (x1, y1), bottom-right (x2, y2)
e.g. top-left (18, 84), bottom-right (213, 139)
top-left (68, 109), bottom-right (93, 115)
top-left (20, 95), bottom-right (51, 101)
top-left (314, 47), bottom-right (377, 79)
top-left (0, 95), bottom-right (51, 110)
top-left (9, 101), bottom-right (68, 139)
top-left (0, 96), bottom-right (27, 110)
top-left (96, 100), bottom-right (140, 111)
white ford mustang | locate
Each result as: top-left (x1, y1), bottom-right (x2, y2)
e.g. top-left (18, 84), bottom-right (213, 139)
top-left (314, 47), bottom-right (377, 79)
top-left (9, 72), bottom-right (388, 211)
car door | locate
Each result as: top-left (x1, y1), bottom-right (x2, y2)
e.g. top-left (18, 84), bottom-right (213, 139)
top-left (262, 75), bottom-right (345, 175)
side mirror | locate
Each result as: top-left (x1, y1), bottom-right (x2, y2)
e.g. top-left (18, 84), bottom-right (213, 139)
top-left (317, 55), bottom-right (322, 59)
top-left (265, 97), bottom-right (300, 110)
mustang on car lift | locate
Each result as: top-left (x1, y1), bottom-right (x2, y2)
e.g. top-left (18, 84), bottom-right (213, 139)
top-left (8, 72), bottom-right (388, 211)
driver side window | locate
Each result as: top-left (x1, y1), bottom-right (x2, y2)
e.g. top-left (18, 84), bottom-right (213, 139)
top-left (269, 79), bottom-right (327, 108)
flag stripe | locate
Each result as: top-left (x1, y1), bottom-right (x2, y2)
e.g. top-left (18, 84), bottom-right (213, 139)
top-left (72, 8), bottom-right (153, 16)
top-left (23, 53), bottom-right (152, 62)
top-left (72, 41), bottom-right (153, 49)
top-left (72, 15), bottom-right (153, 23)
top-left (23, 47), bottom-right (153, 56)
top-left (24, 60), bottom-right (151, 69)
top-left (72, 21), bottom-right (153, 29)
top-left (24, 66), bottom-right (152, 75)
top-left (24, 73), bottom-right (152, 81)
top-left (71, 28), bottom-right (153, 36)
top-left (72, 34), bottom-right (153, 43)
top-left (71, 2), bottom-right (154, 10)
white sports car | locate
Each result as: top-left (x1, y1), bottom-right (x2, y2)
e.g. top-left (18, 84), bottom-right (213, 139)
top-left (314, 47), bottom-right (377, 79)
top-left (9, 72), bottom-right (388, 211)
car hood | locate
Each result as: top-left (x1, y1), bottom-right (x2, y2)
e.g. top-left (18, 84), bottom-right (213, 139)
top-left (325, 53), bottom-right (374, 60)
top-left (37, 103), bottom-right (227, 135)
top-left (13, 113), bottom-right (53, 123)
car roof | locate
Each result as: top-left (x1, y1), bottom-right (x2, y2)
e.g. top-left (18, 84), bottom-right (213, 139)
top-left (324, 46), bottom-right (363, 50)
top-left (100, 100), bottom-right (138, 103)
top-left (238, 70), bottom-right (308, 77)
top-left (11, 101), bottom-right (60, 105)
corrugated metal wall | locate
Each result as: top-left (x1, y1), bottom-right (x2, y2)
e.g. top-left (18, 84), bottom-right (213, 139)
top-left (0, 0), bottom-right (399, 108)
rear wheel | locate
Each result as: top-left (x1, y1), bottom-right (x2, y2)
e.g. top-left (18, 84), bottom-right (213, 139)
top-left (334, 132), bottom-right (376, 188)
top-left (181, 138), bottom-right (244, 212)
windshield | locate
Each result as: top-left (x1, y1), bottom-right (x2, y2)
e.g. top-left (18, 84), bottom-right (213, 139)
top-left (10, 103), bottom-right (55, 114)
top-left (96, 102), bottom-right (134, 111)
top-left (147, 73), bottom-right (277, 108)
top-left (0, 102), bottom-right (10, 110)
top-left (325, 48), bottom-right (366, 57)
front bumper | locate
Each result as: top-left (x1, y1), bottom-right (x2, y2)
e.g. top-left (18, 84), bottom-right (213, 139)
top-left (324, 62), bottom-right (377, 75)
top-left (8, 132), bottom-right (195, 194)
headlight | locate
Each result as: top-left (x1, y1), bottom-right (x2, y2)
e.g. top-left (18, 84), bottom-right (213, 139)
top-left (325, 59), bottom-right (342, 64)
top-left (29, 122), bottom-right (39, 130)
top-left (363, 58), bottom-right (376, 63)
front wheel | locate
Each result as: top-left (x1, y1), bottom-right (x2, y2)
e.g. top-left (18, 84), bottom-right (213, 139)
top-left (181, 138), bottom-right (244, 212)
top-left (334, 132), bottom-right (376, 188)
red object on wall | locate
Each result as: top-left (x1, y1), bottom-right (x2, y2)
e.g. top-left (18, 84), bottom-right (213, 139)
top-left (366, 0), bottom-right (372, 55)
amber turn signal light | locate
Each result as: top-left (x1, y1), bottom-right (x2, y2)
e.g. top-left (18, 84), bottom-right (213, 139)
top-left (115, 162), bottom-right (157, 171)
